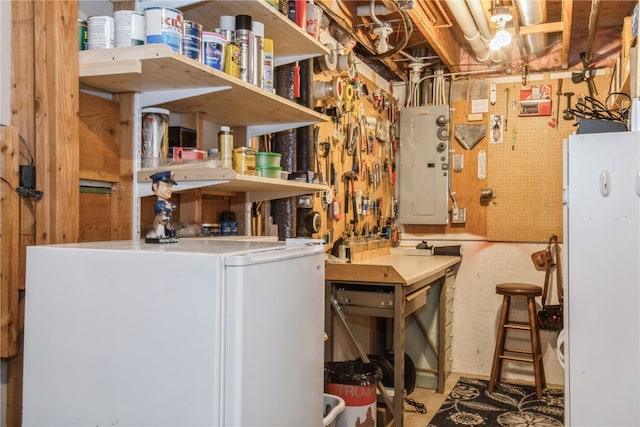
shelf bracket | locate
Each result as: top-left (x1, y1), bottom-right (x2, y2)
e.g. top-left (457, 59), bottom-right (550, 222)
top-left (246, 121), bottom-right (319, 138)
top-left (140, 87), bottom-right (231, 108)
top-left (137, 180), bottom-right (232, 198)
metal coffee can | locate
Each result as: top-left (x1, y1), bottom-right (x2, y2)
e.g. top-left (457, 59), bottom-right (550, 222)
top-left (87, 15), bottom-right (114, 50)
top-left (141, 108), bottom-right (170, 168)
top-left (114, 10), bottom-right (145, 47)
top-left (144, 6), bottom-right (184, 53)
top-left (182, 20), bottom-right (202, 61)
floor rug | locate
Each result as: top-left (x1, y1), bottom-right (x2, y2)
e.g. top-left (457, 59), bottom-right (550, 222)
top-left (428, 377), bottom-right (564, 426)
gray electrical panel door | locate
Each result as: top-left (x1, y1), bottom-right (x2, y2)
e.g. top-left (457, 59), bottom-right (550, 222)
top-left (397, 105), bottom-right (450, 224)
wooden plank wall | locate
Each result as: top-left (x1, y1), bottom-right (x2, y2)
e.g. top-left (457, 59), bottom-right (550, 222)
top-left (0, 126), bottom-right (20, 356)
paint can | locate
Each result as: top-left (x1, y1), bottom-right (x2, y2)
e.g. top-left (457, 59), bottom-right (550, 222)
top-left (202, 31), bottom-right (226, 71)
top-left (144, 7), bottom-right (184, 53)
top-left (114, 10), bottom-right (145, 47)
top-left (182, 20), bottom-right (202, 61)
top-left (233, 147), bottom-right (256, 176)
top-left (78, 19), bottom-right (88, 50)
top-left (87, 15), bottom-right (114, 50)
top-left (141, 108), bottom-right (170, 168)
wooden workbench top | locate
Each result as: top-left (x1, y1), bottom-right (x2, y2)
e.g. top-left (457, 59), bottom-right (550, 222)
top-left (325, 254), bottom-right (461, 285)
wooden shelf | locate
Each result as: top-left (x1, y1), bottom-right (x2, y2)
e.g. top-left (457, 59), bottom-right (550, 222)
top-left (80, 44), bottom-right (329, 129)
top-left (137, 161), bottom-right (327, 202)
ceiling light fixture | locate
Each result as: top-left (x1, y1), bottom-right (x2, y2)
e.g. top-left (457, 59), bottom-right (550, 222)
top-left (489, 4), bottom-right (513, 51)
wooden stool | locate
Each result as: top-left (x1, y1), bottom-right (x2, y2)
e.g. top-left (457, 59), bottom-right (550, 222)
top-left (488, 282), bottom-right (545, 398)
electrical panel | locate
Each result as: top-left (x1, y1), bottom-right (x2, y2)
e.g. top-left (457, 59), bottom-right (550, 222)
top-left (397, 105), bottom-right (450, 224)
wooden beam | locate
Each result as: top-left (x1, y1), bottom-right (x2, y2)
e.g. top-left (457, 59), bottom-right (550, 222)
top-left (33, 0), bottom-right (80, 245)
top-left (561, 0), bottom-right (574, 69)
top-left (407, 2), bottom-right (463, 72)
top-left (518, 21), bottom-right (564, 35)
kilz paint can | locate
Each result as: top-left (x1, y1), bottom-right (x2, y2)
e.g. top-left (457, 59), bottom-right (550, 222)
top-left (144, 7), bottom-right (184, 53)
top-left (182, 20), bottom-right (202, 61)
top-left (202, 31), bottom-right (227, 71)
top-left (114, 10), bottom-right (145, 47)
top-left (87, 15), bottom-right (114, 50)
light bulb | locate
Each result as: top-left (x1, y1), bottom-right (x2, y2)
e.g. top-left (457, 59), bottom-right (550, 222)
top-left (372, 24), bottom-right (393, 54)
top-left (489, 25), bottom-right (511, 51)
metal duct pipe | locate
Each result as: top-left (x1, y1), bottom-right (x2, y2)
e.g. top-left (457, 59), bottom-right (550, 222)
top-left (514, 0), bottom-right (548, 55)
top-left (444, 0), bottom-right (490, 63)
top-left (465, 0), bottom-right (492, 42)
top-left (465, 0), bottom-right (503, 63)
top-left (296, 59), bottom-right (314, 172)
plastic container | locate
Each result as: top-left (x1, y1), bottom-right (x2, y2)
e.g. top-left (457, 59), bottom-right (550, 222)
top-left (202, 31), bottom-right (226, 70)
top-left (323, 393), bottom-right (346, 427)
top-left (255, 151), bottom-right (281, 168)
top-left (325, 360), bottom-right (382, 427)
top-left (218, 126), bottom-right (233, 168)
top-left (257, 166), bottom-right (282, 179)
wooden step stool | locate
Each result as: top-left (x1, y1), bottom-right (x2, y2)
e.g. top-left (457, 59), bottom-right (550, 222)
top-left (488, 282), bottom-right (545, 398)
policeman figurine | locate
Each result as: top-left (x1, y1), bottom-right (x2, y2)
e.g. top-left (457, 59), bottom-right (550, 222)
top-left (146, 170), bottom-right (178, 243)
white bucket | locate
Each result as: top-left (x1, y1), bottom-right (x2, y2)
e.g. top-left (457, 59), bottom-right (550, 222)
top-left (202, 31), bottom-right (226, 71)
top-left (144, 7), bottom-right (183, 53)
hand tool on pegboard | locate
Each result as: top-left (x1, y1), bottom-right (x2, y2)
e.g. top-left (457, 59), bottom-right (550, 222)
top-left (549, 79), bottom-right (563, 128)
top-left (504, 87), bottom-right (510, 132)
top-left (563, 92), bottom-right (575, 120)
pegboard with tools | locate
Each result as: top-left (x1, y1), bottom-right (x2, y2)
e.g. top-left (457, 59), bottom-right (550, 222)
top-left (311, 71), bottom-right (399, 250)
top-left (485, 72), bottom-right (615, 242)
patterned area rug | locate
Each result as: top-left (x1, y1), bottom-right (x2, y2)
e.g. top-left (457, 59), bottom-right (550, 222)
top-left (428, 377), bottom-right (564, 426)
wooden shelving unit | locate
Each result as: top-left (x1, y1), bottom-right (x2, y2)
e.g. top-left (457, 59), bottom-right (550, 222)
top-left (76, 0), bottom-right (333, 235)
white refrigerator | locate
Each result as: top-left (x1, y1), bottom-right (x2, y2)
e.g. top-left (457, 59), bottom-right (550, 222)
top-left (564, 131), bottom-right (640, 426)
top-left (23, 238), bottom-right (325, 427)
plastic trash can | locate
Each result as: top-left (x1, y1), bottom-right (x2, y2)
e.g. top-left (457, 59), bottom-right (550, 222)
top-left (325, 360), bottom-right (382, 427)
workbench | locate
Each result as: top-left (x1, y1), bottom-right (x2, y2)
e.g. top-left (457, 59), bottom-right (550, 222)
top-left (324, 254), bottom-right (461, 427)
